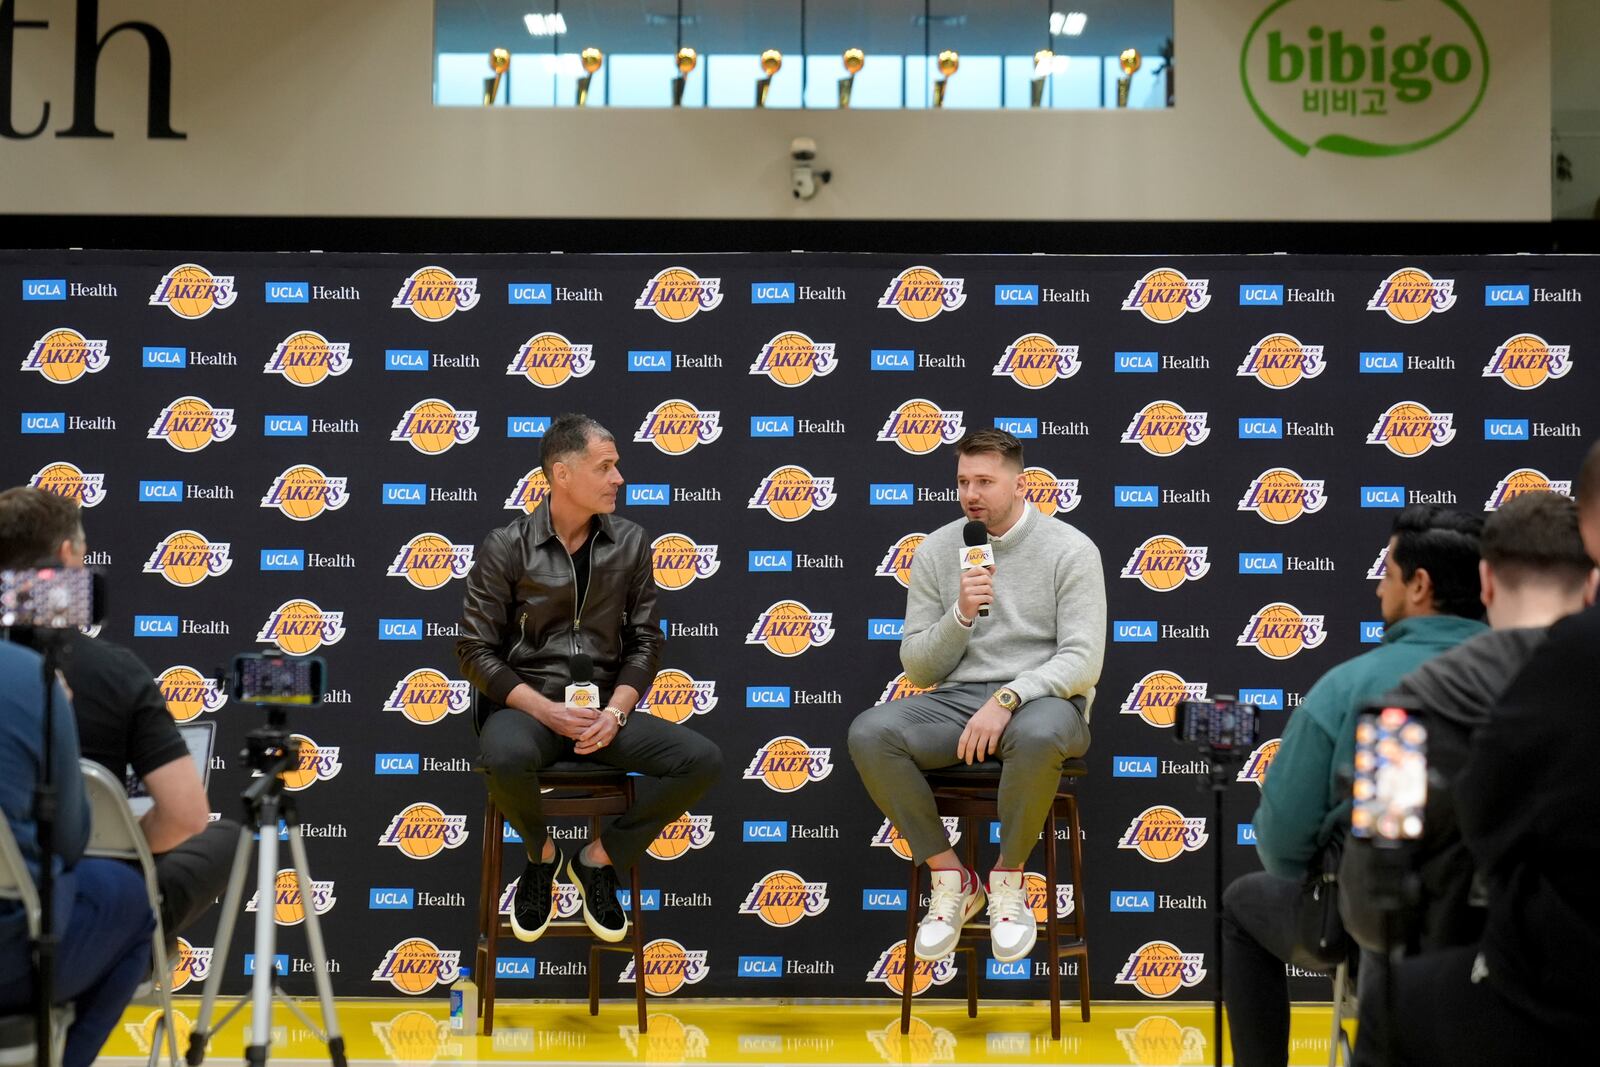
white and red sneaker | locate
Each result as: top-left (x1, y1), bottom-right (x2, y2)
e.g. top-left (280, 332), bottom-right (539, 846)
top-left (986, 869), bottom-right (1037, 962)
top-left (914, 868), bottom-right (985, 960)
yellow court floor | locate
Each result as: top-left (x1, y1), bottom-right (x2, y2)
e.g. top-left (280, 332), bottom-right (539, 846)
top-left (97, 998), bottom-right (1349, 1065)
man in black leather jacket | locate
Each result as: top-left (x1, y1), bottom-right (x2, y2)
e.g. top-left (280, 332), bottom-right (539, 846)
top-left (457, 414), bottom-right (722, 944)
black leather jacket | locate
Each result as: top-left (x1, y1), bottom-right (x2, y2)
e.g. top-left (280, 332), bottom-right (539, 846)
top-left (456, 506), bottom-right (662, 727)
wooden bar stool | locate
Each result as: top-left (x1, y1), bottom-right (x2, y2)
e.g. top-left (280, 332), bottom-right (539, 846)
top-left (473, 764), bottom-right (648, 1035)
top-left (900, 758), bottom-right (1090, 1040)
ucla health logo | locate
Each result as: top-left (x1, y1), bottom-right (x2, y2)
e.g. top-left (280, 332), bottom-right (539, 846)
top-left (148, 396), bottom-right (236, 452)
top-left (992, 334), bottom-right (1079, 388)
top-left (1121, 401), bottom-right (1210, 456)
top-left (1367, 269), bottom-right (1457, 323)
top-left (1118, 805), bottom-right (1208, 862)
top-left (876, 266), bottom-right (966, 322)
top-left (1115, 941), bottom-right (1206, 999)
top-left (1485, 469), bottom-right (1572, 511)
top-left (743, 736), bottom-right (833, 793)
top-left (1121, 536), bottom-right (1210, 592)
top-left (157, 666), bottom-right (227, 722)
top-left (875, 533), bottom-right (926, 589)
top-left (384, 669), bottom-right (472, 726)
top-left (387, 534), bottom-right (475, 590)
top-left (503, 468), bottom-right (549, 513)
top-left (877, 399), bottom-right (964, 455)
top-left (651, 534), bottom-right (720, 590)
top-left (264, 331), bottom-right (351, 386)
top-left (1236, 333), bottom-right (1324, 388)
top-left (29, 462), bottom-right (104, 507)
top-left (1237, 603), bottom-right (1326, 660)
top-left (747, 466), bottom-right (835, 522)
top-left (392, 266), bottom-right (479, 321)
top-left (745, 601), bottom-right (834, 657)
top-left (21, 328), bottom-right (108, 383)
top-left (1366, 402), bottom-right (1455, 457)
top-left (1021, 466), bottom-right (1079, 516)
top-left (740, 871), bottom-right (830, 927)
top-left (391, 399), bottom-right (479, 455)
top-left (143, 530), bottom-right (233, 587)
top-left (1120, 268), bottom-right (1211, 323)
top-left (506, 333), bottom-right (594, 388)
top-left (1237, 468), bottom-right (1326, 524)
top-left (749, 331), bottom-right (837, 386)
top-left (261, 465), bottom-right (348, 521)
top-left (1483, 334), bottom-right (1571, 390)
top-left (635, 267), bottom-right (723, 322)
top-left (1120, 670), bottom-right (1207, 729)
top-left (256, 599), bottom-right (346, 656)
top-left (637, 669), bottom-right (718, 724)
top-left (149, 264), bottom-right (237, 319)
top-left (634, 400), bottom-right (722, 455)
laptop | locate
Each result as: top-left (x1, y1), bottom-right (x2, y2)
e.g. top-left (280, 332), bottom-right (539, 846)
top-left (124, 721), bottom-right (216, 816)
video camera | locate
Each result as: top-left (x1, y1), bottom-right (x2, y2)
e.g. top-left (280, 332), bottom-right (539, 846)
top-left (0, 567), bottom-right (102, 630)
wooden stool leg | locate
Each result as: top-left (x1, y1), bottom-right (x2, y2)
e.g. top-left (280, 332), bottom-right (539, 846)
top-left (1069, 794), bottom-right (1090, 1022)
top-left (901, 860), bottom-right (918, 1034)
top-left (475, 800), bottom-right (494, 1028)
top-left (964, 815), bottom-right (978, 1019)
top-left (588, 942), bottom-right (601, 1016)
top-left (484, 808), bottom-right (504, 1035)
top-left (1046, 804), bottom-right (1061, 1041)
top-left (631, 862), bottom-right (648, 1033)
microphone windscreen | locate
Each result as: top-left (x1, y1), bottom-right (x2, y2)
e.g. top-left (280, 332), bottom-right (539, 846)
top-left (570, 652), bottom-right (594, 684)
top-left (963, 520), bottom-right (988, 547)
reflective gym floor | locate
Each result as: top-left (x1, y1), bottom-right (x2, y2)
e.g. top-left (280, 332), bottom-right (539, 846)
top-left (98, 999), bottom-right (1347, 1065)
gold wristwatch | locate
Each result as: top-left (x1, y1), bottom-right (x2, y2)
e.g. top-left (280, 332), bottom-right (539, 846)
top-left (994, 687), bottom-right (1021, 711)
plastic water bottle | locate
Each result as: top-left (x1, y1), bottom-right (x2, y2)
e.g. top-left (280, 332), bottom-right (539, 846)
top-left (449, 968), bottom-right (478, 1035)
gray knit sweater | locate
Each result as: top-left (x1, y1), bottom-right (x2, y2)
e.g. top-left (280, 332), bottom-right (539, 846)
top-left (899, 509), bottom-right (1107, 719)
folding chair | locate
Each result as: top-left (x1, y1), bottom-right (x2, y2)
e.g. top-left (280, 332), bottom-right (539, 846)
top-left (1329, 955), bottom-right (1358, 1066)
top-left (0, 815), bottom-right (70, 1067)
top-left (79, 760), bottom-right (179, 1067)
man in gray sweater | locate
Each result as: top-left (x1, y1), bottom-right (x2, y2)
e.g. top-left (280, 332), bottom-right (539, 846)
top-left (849, 428), bottom-right (1105, 964)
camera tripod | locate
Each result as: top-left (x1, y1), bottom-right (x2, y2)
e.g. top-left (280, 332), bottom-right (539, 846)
top-left (185, 712), bottom-right (346, 1067)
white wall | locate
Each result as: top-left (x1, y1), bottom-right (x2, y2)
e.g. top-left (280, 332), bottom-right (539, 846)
top-left (0, 0), bottom-right (1552, 220)
top-left (1553, 0), bottom-right (1600, 218)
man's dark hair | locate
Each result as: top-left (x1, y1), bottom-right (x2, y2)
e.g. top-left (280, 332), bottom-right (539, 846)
top-left (1481, 491), bottom-right (1592, 591)
top-left (539, 413), bottom-right (614, 474)
top-left (1579, 439), bottom-right (1600, 515)
top-left (954, 428), bottom-right (1024, 471)
top-left (1389, 504), bottom-right (1484, 619)
top-left (0, 486), bottom-right (85, 570)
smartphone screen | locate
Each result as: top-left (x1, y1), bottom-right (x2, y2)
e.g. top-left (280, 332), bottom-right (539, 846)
top-left (1352, 706), bottom-right (1427, 841)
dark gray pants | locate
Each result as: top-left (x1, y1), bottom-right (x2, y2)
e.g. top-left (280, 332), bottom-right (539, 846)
top-left (847, 682), bottom-right (1090, 869)
top-left (478, 708), bottom-right (722, 871)
top-left (154, 818), bottom-right (240, 936)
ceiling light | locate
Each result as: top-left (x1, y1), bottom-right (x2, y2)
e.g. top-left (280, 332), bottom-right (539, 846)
top-left (524, 13), bottom-right (568, 36)
top-left (1050, 12), bottom-right (1087, 37)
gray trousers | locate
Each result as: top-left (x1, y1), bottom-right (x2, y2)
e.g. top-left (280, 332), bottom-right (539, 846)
top-left (847, 682), bottom-right (1090, 869)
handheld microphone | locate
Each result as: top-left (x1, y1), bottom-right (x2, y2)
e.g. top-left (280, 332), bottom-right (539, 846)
top-left (565, 652), bottom-right (600, 711)
top-left (961, 520), bottom-right (995, 618)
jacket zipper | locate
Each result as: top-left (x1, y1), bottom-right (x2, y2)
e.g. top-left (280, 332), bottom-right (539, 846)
top-left (507, 611), bottom-right (529, 662)
top-left (567, 548), bottom-right (593, 655)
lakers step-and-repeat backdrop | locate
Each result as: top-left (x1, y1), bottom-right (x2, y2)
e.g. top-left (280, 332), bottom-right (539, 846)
top-left (2, 251), bottom-right (1589, 1002)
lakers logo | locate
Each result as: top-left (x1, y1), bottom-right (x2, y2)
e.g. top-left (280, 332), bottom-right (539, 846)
top-left (1115, 1015), bottom-right (1207, 1065)
top-left (261, 465), bottom-right (348, 521)
top-left (21, 328), bottom-right (108, 383)
top-left (750, 331), bottom-right (837, 386)
top-left (634, 267), bottom-right (723, 322)
top-left (877, 266), bottom-right (966, 322)
top-left (1121, 536), bottom-right (1210, 592)
top-left (1121, 401), bottom-right (1209, 456)
top-left (379, 803), bottom-right (469, 860)
top-left (1023, 872), bottom-right (1076, 920)
top-left (1367, 268), bottom-right (1456, 323)
top-left (157, 665), bottom-right (227, 723)
top-left (1118, 806), bottom-right (1209, 862)
top-left (1485, 468), bottom-right (1573, 511)
top-left (875, 533), bottom-right (926, 588)
top-left (1237, 739), bottom-right (1280, 790)
top-left (1238, 602), bottom-right (1326, 660)
top-left (634, 399), bottom-right (722, 455)
top-left (256, 599), bottom-right (346, 656)
top-left (369, 1010), bottom-right (451, 1063)
top-left (1115, 941), bottom-right (1207, 999)
top-left (147, 396), bottom-right (236, 452)
top-left (500, 468), bottom-right (548, 514)
top-left (864, 1018), bottom-right (957, 1063)
top-left (743, 736), bottom-right (833, 792)
top-left (1366, 401), bottom-right (1455, 458)
top-left (1237, 333), bottom-right (1324, 389)
top-left (1120, 671), bottom-right (1208, 729)
top-left (122, 1009), bottom-right (195, 1057)
top-left (506, 332), bottom-right (594, 388)
top-left (747, 465), bottom-right (836, 521)
top-left (739, 870), bottom-right (830, 927)
top-left (745, 601), bottom-right (834, 657)
top-left (1121, 268), bottom-right (1211, 323)
top-left (651, 534), bottom-right (720, 590)
top-left (387, 533), bottom-right (475, 590)
top-left (143, 530), bottom-right (233, 587)
top-left (1237, 468), bottom-right (1326, 524)
top-left (1367, 545), bottom-right (1389, 580)
top-left (866, 941), bottom-right (957, 996)
top-left (372, 938), bottom-right (461, 994)
top-left (993, 333), bottom-right (1079, 388)
top-left (878, 673), bottom-right (935, 705)
top-left (870, 817), bottom-right (960, 861)
top-left (245, 869), bottom-right (335, 926)
top-left (277, 734), bottom-right (342, 791)
top-left (647, 813), bottom-right (715, 861)
top-left (1022, 466), bottom-right (1079, 516)
top-left (500, 878), bottom-right (581, 920)
top-left (619, 939), bottom-right (710, 996)
top-left (1484, 333), bottom-right (1571, 390)
top-left (392, 266), bottom-right (479, 321)
top-left (149, 264), bottom-right (236, 319)
top-left (384, 669), bottom-right (472, 726)
top-left (263, 330), bottom-right (351, 386)
top-left (168, 938), bottom-right (213, 992)
top-left (877, 399), bottom-right (964, 455)
top-left (637, 669), bottom-right (717, 724)
top-left (391, 398), bottom-right (479, 455)
top-left (29, 462), bottom-right (105, 507)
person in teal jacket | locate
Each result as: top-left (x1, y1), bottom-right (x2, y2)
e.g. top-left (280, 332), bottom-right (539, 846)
top-left (1222, 506), bottom-right (1488, 1067)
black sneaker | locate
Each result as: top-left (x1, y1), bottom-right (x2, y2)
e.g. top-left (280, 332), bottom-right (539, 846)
top-left (509, 846), bottom-right (563, 943)
top-left (565, 851), bottom-right (629, 943)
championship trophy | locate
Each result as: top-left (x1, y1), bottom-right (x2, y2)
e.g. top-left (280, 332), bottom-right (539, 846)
top-left (483, 47), bottom-right (510, 106)
top-left (672, 46), bottom-right (697, 107)
top-left (577, 47), bottom-right (603, 107)
top-left (839, 48), bottom-right (864, 108)
top-left (756, 49), bottom-right (782, 108)
top-left (1117, 48), bottom-right (1141, 108)
top-left (933, 49), bottom-right (958, 109)
top-left (1031, 49), bottom-right (1054, 108)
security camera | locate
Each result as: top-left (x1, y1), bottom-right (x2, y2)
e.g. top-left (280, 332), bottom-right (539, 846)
top-left (789, 137), bottom-right (830, 200)
top-left (790, 137), bottom-right (817, 162)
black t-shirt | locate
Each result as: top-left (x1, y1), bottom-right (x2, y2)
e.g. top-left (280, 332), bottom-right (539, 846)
top-left (571, 534), bottom-right (593, 619)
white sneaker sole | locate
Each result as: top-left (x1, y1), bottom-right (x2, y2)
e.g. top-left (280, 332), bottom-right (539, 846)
top-left (914, 885), bottom-right (987, 961)
top-left (566, 856), bottom-right (630, 943)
